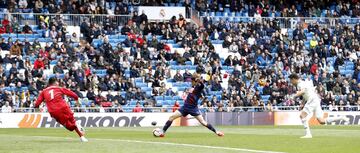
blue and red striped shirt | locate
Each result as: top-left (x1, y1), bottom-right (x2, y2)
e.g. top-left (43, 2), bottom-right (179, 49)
top-left (184, 83), bottom-right (204, 107)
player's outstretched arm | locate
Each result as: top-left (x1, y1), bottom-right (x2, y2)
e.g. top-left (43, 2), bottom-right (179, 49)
top-left (290, 89), bottom-right (305, 99)
top-left (61, 88), bottom-right (79, 101)
top-left (34, 91), bottom-right (44, 108)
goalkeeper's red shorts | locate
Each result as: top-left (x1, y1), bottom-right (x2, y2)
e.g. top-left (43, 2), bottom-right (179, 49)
top-left (49, 106), bottom-right (76, 131)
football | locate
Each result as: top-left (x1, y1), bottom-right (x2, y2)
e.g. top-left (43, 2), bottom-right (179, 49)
top-left (152, 128), bottom-right (164, 137)
top-left (151, 121), bottom-right (157, 126)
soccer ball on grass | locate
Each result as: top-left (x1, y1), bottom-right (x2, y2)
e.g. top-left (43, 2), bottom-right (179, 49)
top-left (152, 128), bottom-right (164, 137)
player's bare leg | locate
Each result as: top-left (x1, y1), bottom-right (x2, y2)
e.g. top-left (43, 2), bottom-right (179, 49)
top-left (300, 111), bottom-right (312, 139)
top-left (194, 115), bottom-right (224, 137)
top-left (161, 110), bottom-right (183, 137)
top-left (317, 116), bottom-right (350, 125)
top-left (75, 122), bottom-right (88, 142)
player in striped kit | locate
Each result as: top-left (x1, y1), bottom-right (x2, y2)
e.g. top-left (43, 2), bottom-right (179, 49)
top-left (160, 74), bottom-right (224, 137)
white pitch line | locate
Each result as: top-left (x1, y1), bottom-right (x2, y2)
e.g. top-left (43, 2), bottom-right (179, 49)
top-left (4, 135), bottom-right (286, 153)
top-left (93, 138), bottom-right (287, 153)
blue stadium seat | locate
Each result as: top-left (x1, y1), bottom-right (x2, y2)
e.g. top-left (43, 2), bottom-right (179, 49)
top-left (165, 100), bottom-right (175, 105)
top-left (177, 87), bottom-right (187, 92)
top-left (304, 41), bottom-right (310, 49)
top-left (339, 69), bottom-right (346, 75)
top-left (119, 35), bottom-right (127, 39)
top-left (164, 96), bottom-right (172, 100)
top-left (167, 100), bottom-right (175, 105)
top-left (173, 96), bottom-right (181, 100)
top-left (339, 66), bottom-right (346, 71)
top-left (169, 61), bottom-right (177, 65)
top-left (261, 95), bottom-right (271, 101)
top-left (155, 96), bottom-right (164, 101)
top-left (136, 82), bottom-right (148, 88)
top-left (306, 33), bottom-right (313, 37)
top-left (141, 87), bottom-right (152, 92)
top-left (172, 44), bottom-right (181, 48)
top-left (344, 61), bottom-right (354, 66)
top-left (186, 65), bottom-right (197, 70)
top-left (257, 87), bottom-right (264, 94)
top-left (145, 91), bottom-right (151, 97)
top-left (346, 65), bottom-right (354, 70)
top-left (155, 102), bottom-right (163, 107)
top-left (50, 60), bottom-right (57, 65)
top-left (167, 40), bottom-right (175, 44)
top-left (130, 100), bottom-right (138, 106)
top-left (209, 91), bottom-right (222, 95)
top-left (216, 95), bottom-right (222, 100)
top-left (345, 70), bottom-right (354, 76)
top-left (156, 100), bottom-right (164, 105)
top-left (171, 65), bottom-right (180, 70)
top-left (120, 92), bottom-right (126, 97)
top-left (167, 79), bottom-right (175, 82)
top-left (134, 77), bottom-right (143, 83)
top-left (185, 61), bottom-right (192, 65)
top-left (157, 35), bottom-right (163, 40)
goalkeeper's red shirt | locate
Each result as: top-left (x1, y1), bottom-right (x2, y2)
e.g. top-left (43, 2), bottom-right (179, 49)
top-left (35, 86), bottom-right (79, 113)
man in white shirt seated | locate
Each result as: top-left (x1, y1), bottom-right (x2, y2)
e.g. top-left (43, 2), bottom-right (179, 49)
top-left (1, 102), bottom-right (12, 113)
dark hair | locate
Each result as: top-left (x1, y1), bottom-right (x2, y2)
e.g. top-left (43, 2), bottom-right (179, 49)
top-left (289, 74), bottom-right (299, 80)
top-left (48, 77), bottom-right (58, 85)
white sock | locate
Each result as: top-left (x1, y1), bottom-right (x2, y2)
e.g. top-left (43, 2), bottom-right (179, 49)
top-left (301, 118), bottom-right (311, 135)
top-left (325, 116), bottom-right (345, 124)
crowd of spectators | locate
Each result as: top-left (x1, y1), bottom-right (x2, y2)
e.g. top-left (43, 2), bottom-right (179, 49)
top-left (2, 0), bottom-right (360, 18)
top-left (0, 0), bottom-right (191, 17)
top-left (1, 1), bottom-right (360, 113)
top-left (198, 0), bottom-right (360, 18)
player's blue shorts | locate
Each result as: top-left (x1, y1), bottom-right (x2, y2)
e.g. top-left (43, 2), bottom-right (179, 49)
top-left (178, 105), bottom-right (201, 117)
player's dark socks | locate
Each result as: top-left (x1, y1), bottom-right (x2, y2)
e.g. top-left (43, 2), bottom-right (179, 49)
top-left (206, 124), bottom-right (217, 133)
top-left (163, 120), bottom-right (173, 132)
top-left (75, 127), bottom-right (83, 137)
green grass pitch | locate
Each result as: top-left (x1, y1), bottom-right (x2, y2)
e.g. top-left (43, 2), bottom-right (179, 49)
top-left (0, 126), bottom-right (359, 153)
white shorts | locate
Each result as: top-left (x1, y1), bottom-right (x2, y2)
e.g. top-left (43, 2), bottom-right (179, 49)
top-left (302, 98), bottom-right (323, 119)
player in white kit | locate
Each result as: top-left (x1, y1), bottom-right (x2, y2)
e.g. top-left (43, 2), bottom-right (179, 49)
top-left (288, 74), bottom-right (349, 138)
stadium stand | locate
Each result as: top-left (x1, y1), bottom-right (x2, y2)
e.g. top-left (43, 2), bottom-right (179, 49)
top-left (0, 0), bottom-right (360, 113)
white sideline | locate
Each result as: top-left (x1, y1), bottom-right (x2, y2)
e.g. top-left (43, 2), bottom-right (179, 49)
top-left (5, 135), bottom-right (286, 153)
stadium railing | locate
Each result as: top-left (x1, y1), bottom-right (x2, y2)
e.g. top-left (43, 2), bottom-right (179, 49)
top-left (1, 13), bottom-right (357, 30)
top-left (2, 106), bottom-right (359, 113)
top-left (200, 16), bottom-right (360, 29)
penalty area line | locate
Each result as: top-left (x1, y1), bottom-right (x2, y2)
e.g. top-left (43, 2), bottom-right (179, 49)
top-left (96, 138), bottom-right (287, 153)
top-left (5, 135), bottom-right (286, 153)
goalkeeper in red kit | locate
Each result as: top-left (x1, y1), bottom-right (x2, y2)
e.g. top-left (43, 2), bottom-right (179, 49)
top-left (34, 77), bottom-right (88, 142)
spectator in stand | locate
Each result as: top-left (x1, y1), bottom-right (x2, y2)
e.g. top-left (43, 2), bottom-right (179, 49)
top-left (132, 102), bottom-right (143, 112)
top-left (1, 102), bottom-right (12, 113)
top-left (10, 40), bottom-right (21, 57)
top-left (53, 62), bottom-right (64, 74)
top-left (172, 100), bottom-right (180, 112)
top-left (183, 69), bottom-right (192, 82)
top-left (22, 22), bottom-right (33, 34)
top-left (140, 10), bottom-right (148, 24)
top-left (135, 88), bottom-right (146, 100)
top-left (165, 88), bottom-right (176, 96)
top-left (173, 70), bottom-right (183, 82)
top-left (33, 57), bottom-right (45, 70)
